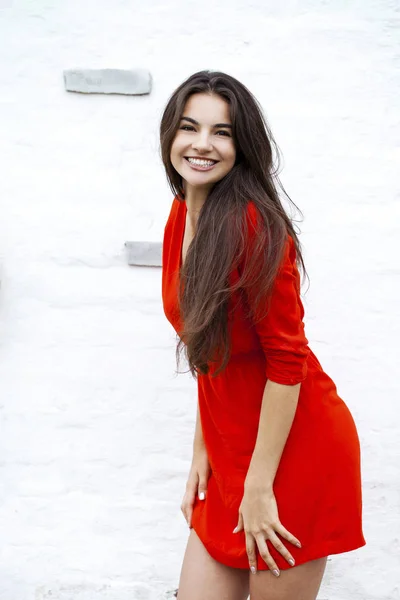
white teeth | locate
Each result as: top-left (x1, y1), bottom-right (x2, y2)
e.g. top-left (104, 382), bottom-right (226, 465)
top-left (187, 158), bottom-right (216, 167)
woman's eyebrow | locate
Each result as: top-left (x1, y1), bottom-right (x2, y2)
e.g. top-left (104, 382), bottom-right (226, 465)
top-left (181, 116), bottom-right (232, 129)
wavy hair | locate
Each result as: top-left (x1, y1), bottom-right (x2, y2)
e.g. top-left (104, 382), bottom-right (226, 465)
top-left (160, 70), bottom-right (308, 377)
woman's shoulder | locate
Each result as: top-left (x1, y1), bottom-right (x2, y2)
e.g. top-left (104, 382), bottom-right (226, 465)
top-left (244, 199), bottom-right (259, 228)
top-left (241, 201), bottom-right (300, 286)
top-left (170, 194), bottom-right (184, 218)
top-left (164, 194), bottom-right (184, 232)
top-left (243, 200), bottom-right (294, 251)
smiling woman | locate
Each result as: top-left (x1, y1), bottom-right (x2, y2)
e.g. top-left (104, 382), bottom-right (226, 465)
top-left (170, 94), bottom-right (236, 186)
top-left (160, 71), bottom-right (365, 600)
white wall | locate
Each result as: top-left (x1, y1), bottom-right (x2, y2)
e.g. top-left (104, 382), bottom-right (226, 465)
top-left (0, 1), bottom-right (398, 599)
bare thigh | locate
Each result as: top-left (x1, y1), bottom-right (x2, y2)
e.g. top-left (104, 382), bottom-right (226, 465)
top-left (249, 557), bottom-right (327, 600)
top-left (177, 529), bottom-right (250, 600)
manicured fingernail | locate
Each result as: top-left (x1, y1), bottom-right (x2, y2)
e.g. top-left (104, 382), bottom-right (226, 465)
top-left (289, 559), bottom-right (295, 566)
top-left (272, 569), bottom-right (280, 577)
top-left (233, 526), bottom-right (239, 533)
top-left (296, 542), bottom-right (302, 548)
top-left (199, 492), bottom-right (205, 500)
top-left (250, 566), bottom-right (257, 574)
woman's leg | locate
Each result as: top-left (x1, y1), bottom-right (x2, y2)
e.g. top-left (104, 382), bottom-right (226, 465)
top-left (177, 529), bottom-right (250, 600)
top-left (249, 557), bottom-right (327, 600)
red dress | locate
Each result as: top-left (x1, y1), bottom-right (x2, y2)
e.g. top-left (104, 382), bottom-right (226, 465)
top-left (162, 196), bottom-right (366, 571)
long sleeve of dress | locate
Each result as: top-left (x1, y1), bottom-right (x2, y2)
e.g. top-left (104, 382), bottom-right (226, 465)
top-left (239, 202), bottom-right (310, 385)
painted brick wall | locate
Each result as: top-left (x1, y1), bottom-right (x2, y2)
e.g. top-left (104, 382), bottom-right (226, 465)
top-left (0, 1), bottom-right (398, 599)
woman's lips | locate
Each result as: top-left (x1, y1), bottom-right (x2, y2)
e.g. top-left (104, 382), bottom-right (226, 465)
top-left (184, 157), bottom-right (219, 171)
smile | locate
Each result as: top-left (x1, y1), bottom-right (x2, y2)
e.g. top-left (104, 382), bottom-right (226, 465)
top-left (185, 157), bottom-right (218, 171)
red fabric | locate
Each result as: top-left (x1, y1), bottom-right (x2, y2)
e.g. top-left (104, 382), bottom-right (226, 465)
top-left (162, 196), bottom-right (366, 571)
top-left (237, 202), bottom-right (310, 385)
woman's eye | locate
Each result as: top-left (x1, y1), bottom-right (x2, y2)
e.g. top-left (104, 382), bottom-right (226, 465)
top-left (180, 125), bottom-right (195, 131)
top-left (216, 130), bottom-right (231, 137)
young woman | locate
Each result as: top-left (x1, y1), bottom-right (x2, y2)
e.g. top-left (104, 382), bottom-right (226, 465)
top-left (160, 71), bottom-right (365, 600)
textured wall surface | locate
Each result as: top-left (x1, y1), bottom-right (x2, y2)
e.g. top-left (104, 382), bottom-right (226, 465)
top-left (0, 1), bottom-right (399, 599)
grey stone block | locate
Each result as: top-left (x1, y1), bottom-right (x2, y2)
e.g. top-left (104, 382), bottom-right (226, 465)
top-left (125, 241), bottom-right (162, 267)
top-left (63, 68), bottom-right (152, 95)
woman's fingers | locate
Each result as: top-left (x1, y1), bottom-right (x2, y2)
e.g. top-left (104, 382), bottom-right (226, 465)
top-left (254, 534), bottom-right (280, 576)
top-left (185, 505), bottom-right (193, 528)
top-left (233, 512), bottom-right (244, 534)
top-left (181, 467), bottom-right (209, 527)
top-left (180, 496), bottom-right (193, 527)
top-left (245, 532), bottom-right (258, 574)
top-left (197, 474), bottom-right (208, 501)
top-left (267, 531), bottom-right (296, 566)
top-left (181, 483), bottom-right (197, 527)
top-left (276, 523), bottom-right (302, 549)
top-left (245, 523), bottom-right (299, 575)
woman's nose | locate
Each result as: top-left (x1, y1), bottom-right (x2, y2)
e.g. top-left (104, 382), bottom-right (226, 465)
top-left (192, 132), bottom-right (213, 152)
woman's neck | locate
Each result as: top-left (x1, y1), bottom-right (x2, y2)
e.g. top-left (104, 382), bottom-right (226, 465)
top-left (183, 183), bottom-right (211, 222)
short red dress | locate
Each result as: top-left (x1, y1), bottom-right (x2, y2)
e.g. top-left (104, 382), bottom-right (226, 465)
top-left (162, 196), bottom-right (366, 571)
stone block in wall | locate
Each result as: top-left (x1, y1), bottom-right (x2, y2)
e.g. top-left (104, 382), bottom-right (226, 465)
top-left (125, 241), bottom-right (162, 267)
top-left (63, 69), bottom-right (152, 95)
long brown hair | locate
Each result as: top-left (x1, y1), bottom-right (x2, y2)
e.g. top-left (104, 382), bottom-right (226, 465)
top-left (160, 70), bottom-right (308, 378)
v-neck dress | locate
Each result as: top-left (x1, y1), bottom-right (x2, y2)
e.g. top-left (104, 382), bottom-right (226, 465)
top-left (162, 195), bottom-right (366, 571)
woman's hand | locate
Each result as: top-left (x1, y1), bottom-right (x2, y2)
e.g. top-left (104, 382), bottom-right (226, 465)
top-left (233, 483), bottom-right (301, 576)
top-left (181, 445), bottom-right (210, 528)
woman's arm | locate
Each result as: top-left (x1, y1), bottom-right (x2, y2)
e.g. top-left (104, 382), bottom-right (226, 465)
top-left (234, 381), bottom-right (302, 576)
top-left (234, 204), bottom-right (308, 574)
top-left (245, 380), bottom-right (300, 490)
top-left (193, 404), bottom-right (205, 452)
top-left (181, 403), bottom-right (210, 528)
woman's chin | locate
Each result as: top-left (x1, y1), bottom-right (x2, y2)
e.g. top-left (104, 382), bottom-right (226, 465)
top-left (182, 171), bottom-right (220, 190)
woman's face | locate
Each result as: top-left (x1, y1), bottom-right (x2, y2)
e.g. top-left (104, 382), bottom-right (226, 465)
top-left (170, 93), bottom-right (236, 193)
